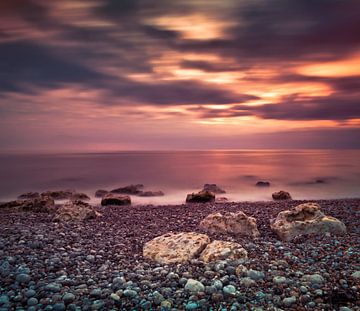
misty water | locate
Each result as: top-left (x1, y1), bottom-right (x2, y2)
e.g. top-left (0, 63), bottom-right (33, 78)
top-left (0, 150), bottom-right (359, 205)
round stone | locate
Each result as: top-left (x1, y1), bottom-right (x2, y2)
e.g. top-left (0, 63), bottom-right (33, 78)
top-left (53, 302), bottom-right (66, 311)
top-left (27, 297), bottom-right (38, 306)
top-left (283, 296), bottom-right (296, 306)
top-left (223, 285), bottom-right (236, 296)
top-left (16, 273), bottom-right (31, 284)
top-left (63, 292), bottom-right (75, 304)
top-left (184, 279), bottom-right (205, 294)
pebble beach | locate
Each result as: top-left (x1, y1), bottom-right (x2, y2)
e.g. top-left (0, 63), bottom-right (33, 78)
top-left (0, 199), bottom-right (359, 310)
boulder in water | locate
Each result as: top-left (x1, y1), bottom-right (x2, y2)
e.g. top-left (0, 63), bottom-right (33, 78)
top-left (255, 181), bottom-right (270, 187)
top-left (138, 190), bottom-right (164, 197)
top-left (186, 190), bottom-right (215, 203)
top-left (18, 192), bottom-right (40, 199)
top-left (110, 184), bottom-right (144, 195)
top-left (272, 190), bottom-right (292, 200)
top-left (101, 193), bottom-right (131, 206)
top-left (202, 184), bottom-right (226, 194)
top-left (95, 189), bottom-right (109, 198)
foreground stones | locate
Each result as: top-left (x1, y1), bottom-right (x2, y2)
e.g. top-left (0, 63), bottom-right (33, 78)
top-left (200, 211), bottom-right (260, 238)
top-left (143, 232), bottom-right (248, 264)
top-left (199, 240), bottom-right (248, 263)
top-left (186, 190), bottom-right (215, 203)
top-left (53, 200), bottom-right (100, 222)
top-left (272, 190), bottom-right (292, 200)
top-left (101, 193), bottom-right (131, 206)
top-left (270, 202), bottom-right (346, 241)
top-left (143, 232), bottom-right (210, 264)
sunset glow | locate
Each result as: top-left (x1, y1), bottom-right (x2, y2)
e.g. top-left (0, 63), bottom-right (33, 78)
top-left (0, 0), bottom-right (359, 151)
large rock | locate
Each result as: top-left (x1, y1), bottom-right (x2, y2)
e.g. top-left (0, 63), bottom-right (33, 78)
top-left (186, 190), bottom-right (215, 203)
top-left (202, 184), bottom-right (226, 194)
top-left (18, 192), bottom-right (41, 199)
top-left (101, 193), bottom-right (131, 206)
top-left (53, 200), bottom-right (100, 222)
top-left (70, 192), bottom-right (90, 201)
top-left (200, 211), bottom-right (260, 238)
top-left (138, 190), bottom-right (164, 197)
top-left (270, 202), bottom-right (346, 241)
top-left (199, 240), bottom-right (248, 263)
top-left (143, 232), bottom-right (210, 264)
top-left (41, 190), bottom-right (74, 200)
top-left (0, 197), bottom-right (55, 213)
top-left (272, 190), bottom-right (292, 200)
top-left (110, 184), bottom-right (144, 195)
top-left (95, 189), bottom-right (109, 198)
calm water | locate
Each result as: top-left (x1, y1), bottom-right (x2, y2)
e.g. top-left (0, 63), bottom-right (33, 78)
top-left (0, 150), bottom-right (359, 204)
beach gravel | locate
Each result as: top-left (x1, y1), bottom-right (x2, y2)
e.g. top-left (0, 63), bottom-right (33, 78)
top-left (0, 199), bottom-right (359, 310)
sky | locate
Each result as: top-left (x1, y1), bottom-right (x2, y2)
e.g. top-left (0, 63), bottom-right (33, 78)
top-left (0, 0), bottom-right (360, 151)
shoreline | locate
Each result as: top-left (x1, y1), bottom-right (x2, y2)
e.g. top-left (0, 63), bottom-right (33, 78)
top-left (1, 199), bottom-right (359, 310)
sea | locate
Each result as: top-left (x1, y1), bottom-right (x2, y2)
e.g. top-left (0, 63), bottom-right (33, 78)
top-left (0, 150), bottom-right (359, 205)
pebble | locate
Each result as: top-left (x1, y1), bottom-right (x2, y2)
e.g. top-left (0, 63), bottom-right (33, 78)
top-left (247, 269), bottom-right (265, 280)
top-left (16, 273), bottom-right (31, 284)
top-left (123, 289), bottom-right (138, 298)
top-left (27, 297), bottom-right (38, 306)
top-left (62, 292), bottom-right (75, 304)
top-left (184, 279), bottom-right (205, 294)
top-left (223, 285), bottom-right (236, 296)
top-left (282, 296), bottom-right (296, 306)
top-left (273, 276), bottom-right (288, 284)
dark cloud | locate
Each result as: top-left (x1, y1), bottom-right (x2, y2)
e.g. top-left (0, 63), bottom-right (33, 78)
top-left (196, 92), bottom-right (360, 121)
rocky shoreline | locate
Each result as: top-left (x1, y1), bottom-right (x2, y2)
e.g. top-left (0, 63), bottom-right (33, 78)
top-left (0, 199), bottom-right (359, 310)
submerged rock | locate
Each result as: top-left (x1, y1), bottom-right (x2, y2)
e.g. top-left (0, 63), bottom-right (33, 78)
top-left (53, 200), bottom-right (100, 222)
top-left (199, 240), bottom-right (247, 263)
top-left (41, 190), bottom-right (74, 200)
top-left (0, 197), bottom-right (55, 212)
top-left (143, 232), bottom-right (210, 264)
top-left (70, 192), bottom-right (90, 201)
top-left (200, 211), bottom-right (260, 238)
top-left (270, 202), bottom-right (346, 241)
top-left (202, 184), bottom-right (226, 194)
top-left (256, 181), bottom-right (270, 187)
top-left (110, 184), bottom-right (144, 195)
top-left (272, 190), bottom-right (292, 200)
top-left (101, 193), bottom-right (131, 206)
top-left (138, 190), bottom-right (164, 197)
top-left (186, 190), bottom-right (215, 203)
top-left (17, 192), bottom-right (40, 199)
top-left (95, 189), bottom-right (109, 198)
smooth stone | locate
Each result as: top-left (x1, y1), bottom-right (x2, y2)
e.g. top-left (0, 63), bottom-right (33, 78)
top-left (213, 280), bottom-right (223, 290)
top-left (185, 301), bottom-right (199, 310)
top-left (223, 285), bottom-right (236, 296)
top-left (273, 276), bottom-right (288, 284)
top-left (53, 303), bottom-right (66, 311)
top-left (16, 273), bottom-right (31, 284)
top-left (27, 297), bottom-right (38, 306)
top-left (25, 289), bottom-right (36, 298)
top-left (62, 292), bottom-right (75, 304)
top-left (110, 293), bottom-right (120, 302)
top-left (351, 271), bottom-right (360, 279)
top-left (123, 289), bottom-right (137, 298)
top-left (302, 274), bottom-right (325, 284)
top-left (184, 279), bottom-right (205, 294)
top-left (283, 296), bottom-right (296, 306)
top-left (247, 269), bottom-right (265, 280)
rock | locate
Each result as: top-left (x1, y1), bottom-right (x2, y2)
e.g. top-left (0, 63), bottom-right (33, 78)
top-left (0, 197), bottom-right (55, 212)
top-left (110, 293), bottom-right (120, 302)
top-left (95, 189), bottom-right (109, 198)
top-left (270, 203), bottom-right (346, 241)
top-left (18, 192), bottom-right (40, 199)
top-left (202, 184), bottom-right (226, 194)
top-left (223, 285), bottom-right (236, 296)
top-left (62, 293), bottom-right (75, 304)
top-left (301, 274), bottom-right (325, 284)
top-left (272, 190), bottom-right (292, 200)
top-left (53, 200), bottom-right (100, 222)
top-left (110, 184), bottom-right (144, 195)
top-left (199, 240), bottom-right (247, 263)
top-left (70, 192), bottom-right (90, 201)
top-left (200, 211), bottom-right (260, 238)
top-left (186, 190), bottom-right (215, 203)
top-left (247, 269), bottom-right (265, 281)
top-left (185, 279), bottom-right (205, 294)
top-left (41, 190), bottom-right (74, 200)
top-left (351, 271), bottom-right (360, 279)
top-left (27, 297), bottom-right (38, 306)
top-left (123, 289), bottom-right (137, 298)
top-left (256, 181), bottom-right (270, 187)
top-left (101, 193), bottom-right (131, 206)
top-left (138, 190), bottom-right (164, 197)
top-left (240, 277), bottom-right (256, 286)
top-left (16, 273), bottom-right (31, 283)
top-left (143, 232), bottom-right (210, 264)
top-left (283, 296), bottom-right (296, 306)
top-left (273, 276), bottom-right (288, 284)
